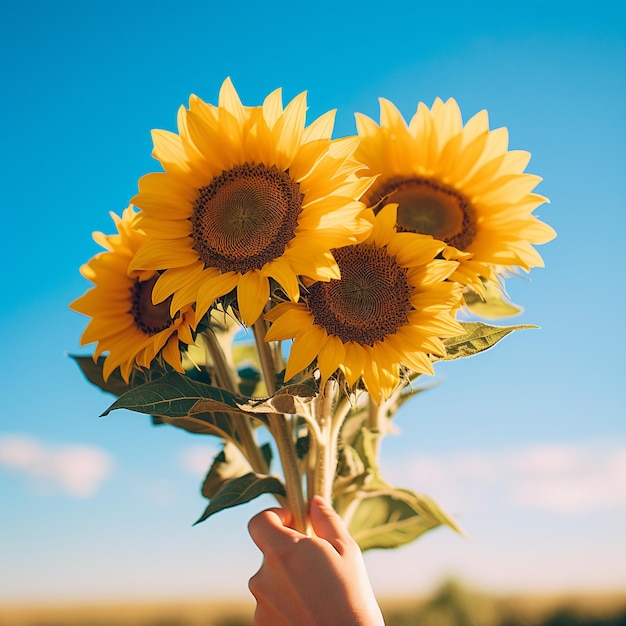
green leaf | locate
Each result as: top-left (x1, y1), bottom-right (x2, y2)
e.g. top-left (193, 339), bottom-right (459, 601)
top-left (260, 442), bottom-right (273, 469)
top-left (101, 371), bottom-right (244, 419)
top-left (464, 283), bottom-right (524, 319)
top-left (295, 434), bottom-right (310, 459)
top-left (156, 414), bottom-right (238, 441)
top-left (337, 405), bottom-right (368, 450)
top-left (100, 371), bottom-right (265, 440)
top-left (334, 445), bottom-right (369, 501)
top-left (201, 442), bottom-right (252, 499)
top-left (194, 473), bottom-right (286, 525)
top-left (347, 488), bottom-right (463, 551)
top-left (238, 365), bottom-right (261, 397)
top-left (442, 322), bottom-right (537, 360)
top-left (237, 382), bottom-right (318, 419)
top-left (356, 427), bottom-right (380, 476)
top-left (70, 354), bottom-right (169, 397)
top-left (334, 426), bottom-right (387, 508)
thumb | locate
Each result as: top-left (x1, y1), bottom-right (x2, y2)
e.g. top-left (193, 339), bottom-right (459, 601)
top-left (248, 507), bottom-right (299, 552)
top-left (309, 495), bottom-right (354, 554)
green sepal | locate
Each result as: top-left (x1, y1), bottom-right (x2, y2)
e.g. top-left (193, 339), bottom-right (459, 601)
top-left (346, 488), bottom-right (463, 551)
top-left (442, 322), bottom-right (537, 360)
top-left (194, 473), bottom-right (286, 525)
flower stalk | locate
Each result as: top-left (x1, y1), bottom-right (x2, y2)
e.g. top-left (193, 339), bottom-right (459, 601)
top-left (204, 328), bottom-right (268, 475)
top-left (253, 318), bottom-right (308, 534)
top-left (312, 379), bottom-right (337, 502)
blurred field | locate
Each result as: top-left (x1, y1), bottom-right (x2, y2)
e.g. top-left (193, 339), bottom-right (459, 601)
top-left (1, 582), bottom-right (625, 626)
top-left (0, 598), bottom-right (255, 626)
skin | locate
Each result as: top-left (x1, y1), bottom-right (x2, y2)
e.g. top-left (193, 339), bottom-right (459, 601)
top-left (248, 495), bottom-right (386, 626)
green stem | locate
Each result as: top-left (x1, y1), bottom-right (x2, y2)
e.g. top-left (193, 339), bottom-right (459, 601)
top-left (268, 413), bottom-right (308, 534)
top-left (330, 392), bottom-right (353, 450)
top-left (203, 329), bottom-right (268, 475)
top-left (305, 431), bottom-right (317, 502)
top-left (367, 393), bottom-right (379, 431)
top-left (252, 319), bottom-right (277, 394)
top-left (312, 380), bottom-right (337, 502)
top-left (253, 318), bottom-right (308, 533)
top-left (366, 393), bottom-right (387, 460)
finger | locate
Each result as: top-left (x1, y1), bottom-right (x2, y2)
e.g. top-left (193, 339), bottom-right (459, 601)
top-left (248, 507), bottom-right (301, 551)
top-left (309, 495), bottom-right (354, 554)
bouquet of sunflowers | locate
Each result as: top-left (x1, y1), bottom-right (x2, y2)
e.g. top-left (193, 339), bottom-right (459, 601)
top-left (70, 78), bottom-right (554, 549)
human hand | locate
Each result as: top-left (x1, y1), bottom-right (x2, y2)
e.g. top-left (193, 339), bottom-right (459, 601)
top-left (248, 495), bottom-right (385, 626)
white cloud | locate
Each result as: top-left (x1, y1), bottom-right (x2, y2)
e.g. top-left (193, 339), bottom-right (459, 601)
top-left (388, 441), bottom-right (626, 516)
top-left (510, 444), bottom-right (626, 514)
top-left (179, 443), bottom-right (220, 477)
top-left (0, 434), bottom-right (114, 498)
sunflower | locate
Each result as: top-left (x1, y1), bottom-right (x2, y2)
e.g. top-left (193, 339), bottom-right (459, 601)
top-left (129, 78), bottom-right (374, 327)
top-left (264, 205), bottom-right (464, 403)
top-left (354, 98), bottom-right (556, 294)
top-left (70, 207), bottom-right (196, 382)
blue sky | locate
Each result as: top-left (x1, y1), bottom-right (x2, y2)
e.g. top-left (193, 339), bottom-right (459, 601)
top-left (1, 0), bottom-right (625, 603)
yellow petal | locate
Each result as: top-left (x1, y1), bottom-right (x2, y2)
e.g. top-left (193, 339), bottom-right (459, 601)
top-left (138, 216), bottom-right (192, 239)
top-left (433, 98), bottom-right (463, 143)
top-left (265, 304), bottom-right (312, 341)
top-left (401, 348), bottom-right (434, 375)
top-left (303, 109), bottom-right (336, 143)
top-left (379, 98), bottom-right (408, 134)
top-left (476, 174), bottom-right (542, 205)
top-left (410, 259), bottom-right (459, 285)
top-left (154, 265), bottom-right (210, 312)
top-left (462, 109), bottom-right (489, 142)
top-left (195, 272), bottom-right (239, 320)
top-left (387, 232), bottom-right (445, 267)
top-left (370, 203), bottom-right (397, 248)
top-left (218, 77), bottom-right (246, 127)
top-left (285, 325), bottom-right (327, 381)
top-left (263, 259), bottom-right (301, 302)
top-left (237, 270), bottom-right (270, 325)
top-left (341, 341), bottom-right (366, 387)
top-left (135, 172), bottom-right (197, 211)
top-left (161, 336), bottom-right (184, 373)
top-left (317, 335), bottom-right (345, 383)
top-left (277, 91), bottom-right (307, 165)
top-left (151, 129), bottom-right (190, 175)
top-left (263, 87), bottom-right (283, 127)
top-left (128, 238), bottom-right (199, 272)
top-left (354, 112), bottom-right (380, 137)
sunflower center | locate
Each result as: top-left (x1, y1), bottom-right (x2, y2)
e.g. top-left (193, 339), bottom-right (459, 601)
top-left (369, 177), bottom-right (477, 250)
top-left (130, 275), bottom-right (174, 336)
top-left (307, 245), bottom-right (413, 346)
top-left (191, 163), bottom-right (304, 274)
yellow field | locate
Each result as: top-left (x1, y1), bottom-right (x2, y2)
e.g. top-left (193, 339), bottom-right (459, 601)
top-left (0, 597), bottom-right (255, 626)
top-left (1, 590), bottom-right (625, 626)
